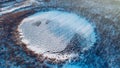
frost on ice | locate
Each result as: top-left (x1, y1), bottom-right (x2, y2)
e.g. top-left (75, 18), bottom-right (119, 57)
top-left (18, 10), bottom-right (96, 60)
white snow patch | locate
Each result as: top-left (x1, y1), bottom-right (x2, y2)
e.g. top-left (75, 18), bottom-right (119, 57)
top-left (43, 53), bottom-right (78, 61)
top-left (18, 10), bottom-right (96, 61)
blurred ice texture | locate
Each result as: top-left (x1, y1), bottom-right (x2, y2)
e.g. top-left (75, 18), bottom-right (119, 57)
top-left (0, 0), bottom-right (120, 68)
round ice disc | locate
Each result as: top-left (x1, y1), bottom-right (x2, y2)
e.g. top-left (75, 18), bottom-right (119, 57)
top-left (18, 10), bottom-right (96, 61)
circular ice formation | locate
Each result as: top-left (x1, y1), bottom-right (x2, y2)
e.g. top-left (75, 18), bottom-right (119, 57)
top-left (18, 11), bottom-right (96, 61)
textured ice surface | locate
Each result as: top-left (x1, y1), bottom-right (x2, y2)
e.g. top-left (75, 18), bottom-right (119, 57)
top-left (0, 5), bottom-right (30, 15)
top-left (18, 10), bottom-right (96, 60)
top-left (1, 0), bottom-right (120, 68)
top-left (62, 64), bottom-right (80, 68)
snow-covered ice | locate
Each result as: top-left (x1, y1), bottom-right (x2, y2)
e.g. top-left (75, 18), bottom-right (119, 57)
top-left (18, 10), bottom-right (96, 61)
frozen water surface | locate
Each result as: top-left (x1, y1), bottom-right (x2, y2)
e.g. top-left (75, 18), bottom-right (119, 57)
top-left (1, 0), bottom-right (120, 68)
top-left (18, 10), bottom-right (96, 61)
